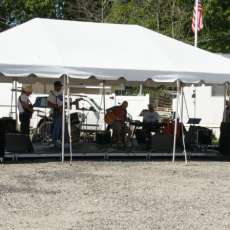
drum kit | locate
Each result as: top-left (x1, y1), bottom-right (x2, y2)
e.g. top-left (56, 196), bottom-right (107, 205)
top-left (32, 111), bottom-right (83, 144)
top-left (32, 98), bottom-right (212, 152)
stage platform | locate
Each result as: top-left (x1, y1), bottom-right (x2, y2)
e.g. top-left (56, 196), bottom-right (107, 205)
top-left (2, 143), bottom-right (223, 161)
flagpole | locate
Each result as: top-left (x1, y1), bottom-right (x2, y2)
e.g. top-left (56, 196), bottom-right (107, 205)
top-left (194, 0), bottom-right (199, 47)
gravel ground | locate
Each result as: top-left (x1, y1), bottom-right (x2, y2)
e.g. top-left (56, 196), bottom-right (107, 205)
top-left (0, 160), bottom-right (230, 230)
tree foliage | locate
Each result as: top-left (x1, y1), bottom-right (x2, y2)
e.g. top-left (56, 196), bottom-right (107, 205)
top-left (0, 0), bottom-right (56, 31)
top-left (106, 0), bottom-right (230, 52)
top-left (63, 0), bottom-right (102, 22)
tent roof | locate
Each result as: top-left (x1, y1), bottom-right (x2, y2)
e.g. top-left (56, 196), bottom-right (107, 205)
top-left (0, 18), bottom-right (230, 84)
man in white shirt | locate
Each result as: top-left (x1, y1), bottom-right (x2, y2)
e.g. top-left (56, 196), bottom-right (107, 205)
top-left (139, 104), bottom-right (160, 147)
top-left (47, 81), bottom-right (63, 146)
top-left (18, 85), bottom-right (33, 134)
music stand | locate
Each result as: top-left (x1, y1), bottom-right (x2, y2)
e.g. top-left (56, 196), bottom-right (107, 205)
top-left (187, 118), bottom-right (202, 149)
top-left (187, 118), bottom-right (201, 125)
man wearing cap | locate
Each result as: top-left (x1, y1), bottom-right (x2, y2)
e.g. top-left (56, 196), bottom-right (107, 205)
top-left (47, 81), bottom-right (63, 146)
top-left (18, 85), bottom-right (33, 134)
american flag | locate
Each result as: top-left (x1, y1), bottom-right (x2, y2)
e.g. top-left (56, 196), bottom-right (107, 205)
top-left (192, 0), bottom-right (204, 33)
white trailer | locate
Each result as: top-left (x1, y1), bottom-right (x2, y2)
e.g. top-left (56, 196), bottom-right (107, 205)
top-left (173, 84), bottom-right (225, 138)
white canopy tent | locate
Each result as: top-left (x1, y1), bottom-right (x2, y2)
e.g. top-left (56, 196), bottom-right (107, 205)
top-left (1, 18), bottom-right (230, 162)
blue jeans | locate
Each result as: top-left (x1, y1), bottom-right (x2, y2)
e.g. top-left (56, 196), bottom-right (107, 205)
top-left (52, 113), bottom-right (62, 144)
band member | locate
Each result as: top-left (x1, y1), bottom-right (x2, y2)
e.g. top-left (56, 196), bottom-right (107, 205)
top-left (18, 85), bottom-right (33, 134)
top-left (107, 101), bottom-right (129, 146)
top-left (140, 104), bottom-right (160, 124)
top-left (223, 100), bottom-right (230, 122)
top-left (139, 104), bottom-right (160, 145)
top-left (47, 81), bottom-right (63, 146)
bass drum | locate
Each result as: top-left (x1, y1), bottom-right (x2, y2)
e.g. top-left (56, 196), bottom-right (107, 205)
top-left (37, 119), bottom-right (53, 144)
top-left (70, 112), bottom-right (80, 124)
top-left (70, 112), bottom-right (81, 143)
top-left (34, 113), bottom-right (82, 144)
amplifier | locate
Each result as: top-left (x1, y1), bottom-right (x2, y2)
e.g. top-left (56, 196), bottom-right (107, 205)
top-left (5, 133), bottom-right (33, 153)
top-left (0, 118), bottom-right (17, 158)
top-left (219, 122), bottom-right (230, 155)
top-left (151, 134), bottom-right (173, 153)
top-left (186, 126), bottom-right (212, 146)
top-left (0, 132), bottom-right (5, 158)
top-left (0, 117), bottom-right (16, 133)
top-left (96, 131), bottom-right (111, 145)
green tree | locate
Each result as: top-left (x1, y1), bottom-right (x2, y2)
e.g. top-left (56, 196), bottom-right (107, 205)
top-left (0, 0), bottom-right (57, 31)
top-left (106, 0), bottom-right (230, 53)
top-left (63, 0), bottom-right (114, 22)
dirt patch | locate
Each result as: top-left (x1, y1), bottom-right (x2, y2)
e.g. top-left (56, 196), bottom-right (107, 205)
top-left (0, 161), bottom-right (230, 230)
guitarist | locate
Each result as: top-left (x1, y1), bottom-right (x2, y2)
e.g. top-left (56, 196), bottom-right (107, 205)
top-left (18, 85), bottom-right (33, 134)
top-left (106, 101), bottom-right (129, 146)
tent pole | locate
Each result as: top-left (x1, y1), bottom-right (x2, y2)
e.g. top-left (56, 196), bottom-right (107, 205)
top-left (14, 81), bottom-right (18, 130)
top-left (67, 75), bottom-right (73, 164)
top-left (102, 80), bottom-right (106, 131)
top-left (172, 80), bottom-right (180, 163)
top-left (224, 82), bottom-right (227, 122)
top-left (61, 75), bottom-right (66, 163)
top-left (194, 0), bottom-right (199, 47)
top-left (193, 86), bottom-right (196, 118)
top-left (180, 85), bottom-right (188, 164)
top-left (10, 82), bottom-right (14, 117)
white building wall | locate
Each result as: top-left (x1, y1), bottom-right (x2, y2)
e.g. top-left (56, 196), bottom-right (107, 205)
top-left (0, 83), bottom-right (15, 118)
top-left (173, 85), bottom-right (225, 138)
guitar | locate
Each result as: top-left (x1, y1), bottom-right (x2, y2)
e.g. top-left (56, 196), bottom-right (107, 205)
top-left (104, 111), bottom-right (116, 125)
top-left (24, 104), bottom-right (34, 118)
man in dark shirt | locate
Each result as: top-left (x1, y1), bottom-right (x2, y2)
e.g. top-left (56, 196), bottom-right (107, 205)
top-left (107, 101), bottom-right (128, 146)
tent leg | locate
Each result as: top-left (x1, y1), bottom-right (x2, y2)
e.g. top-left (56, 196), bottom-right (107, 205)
top-left (102, 80), bottom-right (106, 131)
top-left (172, 80), bottom-right (180, 163)
top-left (61, 75), bottom-right (66, 163)
top-left (224, 82), bottom-right (227, 122)
top-left (67, 75), bottom-right (73, 164)
top-left (180, 86), bottom-right (188, 164)
top-left (14, 81), bottom-right (18, 130)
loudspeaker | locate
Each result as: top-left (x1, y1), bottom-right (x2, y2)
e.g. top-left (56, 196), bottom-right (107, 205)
top-left (0, 117), bottom-right (16, 133)
top-left (186, 126), bottom-right (212, 146)
top-left (0, 118), bottom-right (17, 158)
top-left (5, 133), bottom-right (34, 153)
top-left (96, 131), bottom-right (111, 145)
top-left (151, 134), bottom-right (173, 152)
top-left (219, 122), bottom-right (230, 155)
top-left (0, 132), bottom-right (5, 158)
